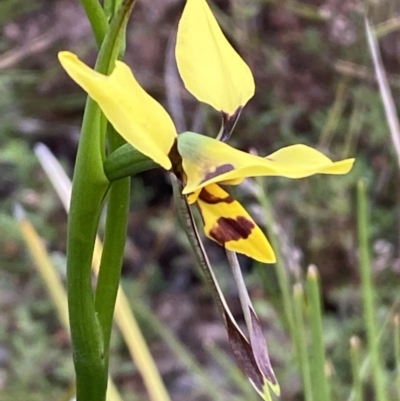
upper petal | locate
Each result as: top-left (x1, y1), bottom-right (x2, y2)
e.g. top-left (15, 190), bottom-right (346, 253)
top-left (195, 183), bottom-right (275, 263)
top-left (178, 132), bottom-right (355, 194)
top-left (176, 0), bottom-right (255, 116)
top-left (58, 51), bottom-right (177, 170)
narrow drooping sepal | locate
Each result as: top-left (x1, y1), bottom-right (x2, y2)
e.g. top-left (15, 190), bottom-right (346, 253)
top-left (178, 132), bottom-right (355, 194)
top-left (176, 0), bottom-right (255, 116)
top-left (194, 183), bottom-right (275, 263)
top-left (58, 51), bottom-right (177, 170)
top-left (249, 308), bottom-right (280, 398)
top-left (174, 179), bottom-right (279, 400)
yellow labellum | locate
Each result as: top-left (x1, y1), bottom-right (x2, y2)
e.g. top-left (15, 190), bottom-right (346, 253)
top-left (58, 51), bottom-right (177, 170)
top-left (196, 183), bottom-right (276, 263)
top-left (176, 0), bottom-right (255, 116)
top-left (178, 132), bottom-right (355, 194)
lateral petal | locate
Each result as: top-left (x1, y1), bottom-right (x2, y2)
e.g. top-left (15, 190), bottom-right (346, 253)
top-left (176, 0), bottom-right (255, 116)
top-left (58, 51), bottom-right (177, 170)
top-left (195, 183), bottom-right (275, 263)
top-left (178, 132), bottom-right (355, 194)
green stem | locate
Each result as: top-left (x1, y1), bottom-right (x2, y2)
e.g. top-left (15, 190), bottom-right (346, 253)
top-left (357, 180), bottom-right (386, 401)
top-left (67, 1), bottom-right (136, 400)
top-left (306, 265), bottom-right (331, 401)
top-left (95, 127), bottom-right (130, 359)
top-left (94, 0), bottom-right (136, 367)
top-left (104, 0), bottom-right (123, 21)
top-left (67, 100), bottom-right (109, 401)
top-left (104, 143), bottom-right (158, 181)
top-left (79, 0), bottom-right (109, 47)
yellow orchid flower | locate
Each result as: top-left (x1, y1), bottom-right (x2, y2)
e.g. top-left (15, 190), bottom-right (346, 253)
top-left (58, 0), bottom-right (354, 266)
top-left (59, 0), bottom-right (355, 397)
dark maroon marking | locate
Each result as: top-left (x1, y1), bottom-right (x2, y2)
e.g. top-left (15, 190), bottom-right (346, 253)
top-left (220, 107), bottom-right (243, 142)
top-left (200, 163), bottom-right (235, 183)
top-left (167, 138), bottom-right (183, 173)
top-left (199, 187), bottom-right (234, 205)
top-left (210, 216), bottom-right (255, 245)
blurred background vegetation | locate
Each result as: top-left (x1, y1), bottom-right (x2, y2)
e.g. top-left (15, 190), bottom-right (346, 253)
top-left (1, 0), bottom-right (400, 400)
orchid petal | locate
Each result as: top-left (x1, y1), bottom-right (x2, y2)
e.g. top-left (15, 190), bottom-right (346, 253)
top-left (58, 51), bottom-right (177, 170)
top-left (195, 183), bottom-right (275, 263)
top-left (176, 0), bottom-right (255, 116)
top-left (178, 132), bottom-right (355, 194)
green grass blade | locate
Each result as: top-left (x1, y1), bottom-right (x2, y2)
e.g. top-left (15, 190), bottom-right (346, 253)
top-left (394, 315), bottom-right (400, 398)
top-left (293, 284), bottom-right (313, 401)
top-left (306, 265), bottom-right (331, 401)
top-left (350, 336), bottom-right (363, 401)
top-left (357, 179), bottom-right (386, 401)
top-left (254, 178), bottom-right (296, 341)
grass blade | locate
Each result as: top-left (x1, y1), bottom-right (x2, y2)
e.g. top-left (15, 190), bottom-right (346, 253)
top-left (350, 336), bottom-right (363, 401)
top-left (357, 179), bottom-right (386, 401)
top-left (293, 283), bottom-right (313, 401)
top-left (306, 265), bottom-right (331, 401)
top-left (365, 17), bottom-right (400, 167)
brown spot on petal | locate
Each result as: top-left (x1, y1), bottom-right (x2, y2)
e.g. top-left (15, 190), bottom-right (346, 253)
top-left (201, 163), bottom-right (234, 183)
top-left (210, 216), bottom-right (255, 245)
top-left (199, 187), bottom-right (234, 205)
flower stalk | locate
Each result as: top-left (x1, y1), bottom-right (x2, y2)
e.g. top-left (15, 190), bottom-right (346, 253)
top-left (67, 1), bottom-right (136, 400)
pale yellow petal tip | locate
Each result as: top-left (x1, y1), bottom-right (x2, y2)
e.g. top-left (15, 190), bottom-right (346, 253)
top-left (268, 380), bottom-right (281, 396)
top-left (158, 157), bottom-right (172, 170)
top-left (324, 158), bottom-right (356, 175)
top-left (259, 251), bottom-right (276, 264)
top-left (262, 381), bottom-right (280, 399)
top-left (58, 51), bottom-right (79, 68)
top-left (226, 242), bottom-right (276, 264)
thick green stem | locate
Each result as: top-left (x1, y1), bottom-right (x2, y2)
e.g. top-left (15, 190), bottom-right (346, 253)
top-left (67, 99), bottom-right (109, 401)
top-left (67, 1), bottom-right (137, 400)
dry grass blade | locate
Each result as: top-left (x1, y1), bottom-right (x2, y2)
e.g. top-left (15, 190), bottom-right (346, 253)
top-left (34, 143), bottom-right (72, 211)
top-left (365, 18), bottom-right (400, 168)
